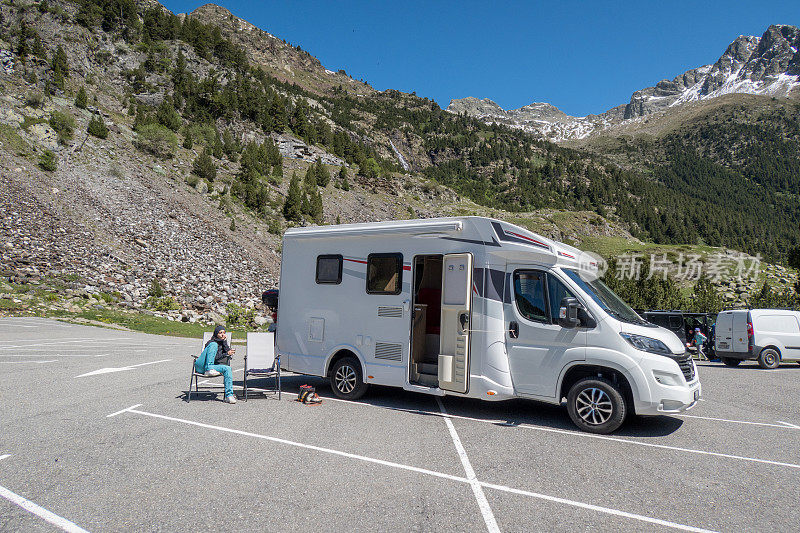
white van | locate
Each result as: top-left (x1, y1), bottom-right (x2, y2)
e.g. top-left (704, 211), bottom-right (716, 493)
top-left (276, 217), bottom-right (701, 434)
top-left (715, 309), bottom-right (800, 368)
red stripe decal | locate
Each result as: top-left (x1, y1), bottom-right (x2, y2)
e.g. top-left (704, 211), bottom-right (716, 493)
top-left (507, 230), bottom-right (548, 248)
top-left (344, 258), bottom-right (367, 265)
top-left (403, 265), bottom-right (411, 271)
top-left (559, 252), bottom-right (575, 259)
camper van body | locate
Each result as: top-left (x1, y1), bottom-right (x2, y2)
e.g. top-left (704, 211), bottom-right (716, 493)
top-left (276, 217), bottom-right (700, 430)
top-left (715, 309), bottom-right (800, 367)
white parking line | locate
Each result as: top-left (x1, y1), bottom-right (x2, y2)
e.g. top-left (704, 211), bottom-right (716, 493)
top-left (777, 421), bottom-right (800, 429)
top-left (280, 394), bottom-right (800, 470)
top-left (75, 360), bottom-right (171, 378)
top-left (0, 454), bottom-right (11, 461)
top-left (106, 404), bottom-right (142, 418)
top-left (436, 398), bottom-right (499, 532)
top-left (113, 406), bottom-right (715, 532)
top-left (1, 360), bottom-right (56, 364)
top-left (0, 484), bottom-right (90, 533)
top-left (677, 413), bottom-right (800, 430)
top-left (0, 339), bottom-right (129, 350)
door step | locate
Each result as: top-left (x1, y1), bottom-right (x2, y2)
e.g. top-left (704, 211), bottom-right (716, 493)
top-left (416, 362), bottom-right (438, 375)
top-left (415, 373), bottom-right (439, 388)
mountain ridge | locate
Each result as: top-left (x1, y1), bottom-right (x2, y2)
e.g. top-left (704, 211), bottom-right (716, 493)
top-left (448, 24), bottom-right (800, 141)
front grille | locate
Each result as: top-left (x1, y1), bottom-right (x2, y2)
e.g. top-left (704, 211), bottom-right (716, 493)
top-left (677, 357), bottom-right (695, 382)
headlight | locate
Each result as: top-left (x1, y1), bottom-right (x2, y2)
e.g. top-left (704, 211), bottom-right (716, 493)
top-left (620, 332), bottom-right (673, 356)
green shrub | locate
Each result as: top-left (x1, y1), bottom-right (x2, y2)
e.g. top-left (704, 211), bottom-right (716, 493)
top-left (49, 111), bottom-right (75, 143)
top-left (226, 303), bottom-right (256, 327)
top-left (192, 149), bottom-right (216, 181)
top-left (38, 150), bottom-right (57, 171)
top-left (145, 296), bottom-right (180, 312)
top-left (25, 92), bottom-right (44, 108)
top-left (148, 279), bottom-right (164, 297)
top-left (134, 123), bottom-right (177, 159)
top-left (87, 114), bottom-right (109, 139)
top-left (75, 86), bottom-right (87, 109)
top-left (186, 175), bottom-right (199, 188)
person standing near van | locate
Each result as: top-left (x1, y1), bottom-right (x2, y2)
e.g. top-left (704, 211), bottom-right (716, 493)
top-left (693, 327), bottom-right (708, 361)
top-left (195, 325), bottom-right (237, 404)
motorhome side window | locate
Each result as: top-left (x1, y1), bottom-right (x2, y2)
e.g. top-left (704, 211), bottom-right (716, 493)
top-left (547, 277), bottom-right (576, 324)
top-left (513, 271), bottom-right (548, 323)
top-left (366, 253), bottom-right (402, 295)
top-left (316, 255), bottom-right (343, 284)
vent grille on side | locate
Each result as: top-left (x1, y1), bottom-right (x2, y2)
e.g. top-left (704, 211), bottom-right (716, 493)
top-left (375, 342), bottom-right (403, 361)
top-left (377, 306), bottom-right (403, 318)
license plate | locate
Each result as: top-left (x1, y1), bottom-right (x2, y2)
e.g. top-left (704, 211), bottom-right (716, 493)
top-left (694, 389), bottom-right (700, 401)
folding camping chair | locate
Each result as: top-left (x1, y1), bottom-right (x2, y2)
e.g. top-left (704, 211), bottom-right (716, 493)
top-left (243, 331), bottom-right (281, 401)
top-left (186, 332), bottom-right (233, 402)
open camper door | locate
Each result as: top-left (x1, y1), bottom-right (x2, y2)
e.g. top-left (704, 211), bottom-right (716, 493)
top-left (438, 253), bottom-right (473, 393)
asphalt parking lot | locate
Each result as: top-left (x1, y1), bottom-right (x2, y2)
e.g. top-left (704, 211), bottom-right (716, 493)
top-left (1, 317), bottom-right (799, 532)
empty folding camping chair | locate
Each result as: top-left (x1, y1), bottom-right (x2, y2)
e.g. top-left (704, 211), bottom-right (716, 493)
top-left (186, 332), bottom-right (233, 402)
top-left (243, 331), bottom-right (281, 401)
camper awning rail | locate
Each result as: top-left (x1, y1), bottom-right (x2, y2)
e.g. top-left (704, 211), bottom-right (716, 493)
top-left (285, 220), bottom-right (463, 238)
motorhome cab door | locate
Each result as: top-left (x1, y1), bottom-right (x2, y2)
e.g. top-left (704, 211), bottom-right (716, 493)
top-left (438, 253), bottom-right (473, 393)
top-left (504, 266), bottom-right (586, 398)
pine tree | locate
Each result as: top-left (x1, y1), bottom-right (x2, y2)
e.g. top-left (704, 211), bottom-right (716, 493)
top-left (75, 86), bottom-right (87, 109)
top-left (192, 149), bottom-right (216, 181)
top-left (283, 173), bottom-right (303, 222)
top-left (87, 113), bottom-right (109, 139)
top-left (339, 166), bottom-right (350, 191)
top-left (270, 96), bottom-right (287, 133)
top-left (31, 33), bottom-right (46, 60)
top-left (16, 21), bottom-right (29, 60)
top-left (51, 45), bottom-right (69, 82)
top-left (38, 150), bottom-right (57, 172)
top-left (315, 157), bottom-right (330, 187)
top-left (156, 99), bottom-right (181, 131)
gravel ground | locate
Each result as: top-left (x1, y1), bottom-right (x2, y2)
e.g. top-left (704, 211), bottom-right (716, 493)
top-left (1, 318), bottom-right (799, 532)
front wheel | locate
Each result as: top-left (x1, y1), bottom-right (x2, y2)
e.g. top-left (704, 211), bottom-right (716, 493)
top-left (566, 377), bottom-right (626, 434)
top-left (330, 357), bottom-right (369, 400)
top-left (721, 357), bottom-right (742, 367)
top-left (757, 348), bottom-right (780, 369)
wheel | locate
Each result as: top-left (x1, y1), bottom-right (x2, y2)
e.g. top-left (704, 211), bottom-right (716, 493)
top-left (566, 377), bottom-right (626, 434)
top-left (330, 357), bottom-right (369, 400)
top-left (721, 357), bottom-right (741, 367)
top-left (757, 348), bottom-right (780, 369)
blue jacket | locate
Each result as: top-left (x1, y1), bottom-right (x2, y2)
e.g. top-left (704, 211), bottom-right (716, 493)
top-left (195, 341), bottom-right (222, 373)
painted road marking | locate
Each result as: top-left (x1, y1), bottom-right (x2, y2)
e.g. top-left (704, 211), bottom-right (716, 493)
top-left (777, 420), bottom-right (800, 429)
top-left (106, 404), bottom-right (143, 418)
top-left (272, 391), bottom-right (800, 471)
top-left (75, 360), bottom-right (171, 378)
top-left (1, 360), bottom-right (57, 364)
top-left (113, 406), bottom-right (716, 533)
top-left (0, 455), bottom-right (11, 461)
top-left (0, 339), bottom-right (129, 350)
top-left (437, 397), bottom-right (499, 533)
top-left (0, 484), bottom-right (90, 533)
top-left (677, 413), bottom-right (800, 430)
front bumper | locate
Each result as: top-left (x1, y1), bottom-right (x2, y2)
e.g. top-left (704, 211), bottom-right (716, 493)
top-left (637, 380), bottom-right (702, 415)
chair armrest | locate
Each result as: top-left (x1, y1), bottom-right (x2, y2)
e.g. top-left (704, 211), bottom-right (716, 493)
top-left (190, 354), bottom-right (199, 360)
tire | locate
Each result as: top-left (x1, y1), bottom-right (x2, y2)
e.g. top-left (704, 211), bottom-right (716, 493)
top-left (757, 348), bottom-right (780, 369)
top-left (566, 377), bottom-right (626, 434)
top-left (721, 357), bottom-right (742, 367)
top-left (330, 357), bottom-right (369, 400)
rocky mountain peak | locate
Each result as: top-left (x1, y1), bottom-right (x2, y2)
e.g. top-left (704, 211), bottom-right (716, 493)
top-left (448, 24), bottom-right (800, 141)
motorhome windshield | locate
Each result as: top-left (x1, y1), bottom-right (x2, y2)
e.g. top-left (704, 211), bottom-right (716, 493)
top-left (563, 269), bottom-right (648, 325)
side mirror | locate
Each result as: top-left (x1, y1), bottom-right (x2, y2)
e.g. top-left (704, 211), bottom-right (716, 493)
top-left (558, 297), bottom-right (581, 328)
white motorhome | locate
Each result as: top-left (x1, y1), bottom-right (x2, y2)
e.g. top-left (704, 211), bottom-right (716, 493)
top-left (715, 309), bottom-right (800, 368)
top-left (276, 217), bottom-right (701, 433)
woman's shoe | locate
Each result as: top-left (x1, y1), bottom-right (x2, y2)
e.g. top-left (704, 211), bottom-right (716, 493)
top-left (224, 395), bottom-right (237, 404)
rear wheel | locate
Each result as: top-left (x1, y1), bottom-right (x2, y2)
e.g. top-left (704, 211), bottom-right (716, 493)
top-left (757, 348), bottom-right (780, 369)
top-left (330, 357), bottom-right (369, 400)
top-left (566, 377), bottom-right (626, 434)
top-left (721, 357), bottom-right (742, 367)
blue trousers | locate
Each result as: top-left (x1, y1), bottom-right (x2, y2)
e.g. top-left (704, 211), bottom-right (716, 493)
top-left (208, 364), bottom-right (233, 397)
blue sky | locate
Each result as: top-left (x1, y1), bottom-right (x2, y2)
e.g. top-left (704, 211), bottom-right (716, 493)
top-left (160, 1), bottom-right (799, 117)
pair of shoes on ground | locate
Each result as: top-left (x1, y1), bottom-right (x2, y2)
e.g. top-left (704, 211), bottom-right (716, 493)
top-left (224, 395), bottom-right (237, 404)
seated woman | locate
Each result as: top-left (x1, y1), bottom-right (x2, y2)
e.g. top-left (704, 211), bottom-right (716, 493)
top-left (195, 325), bottom-right (237, 404)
